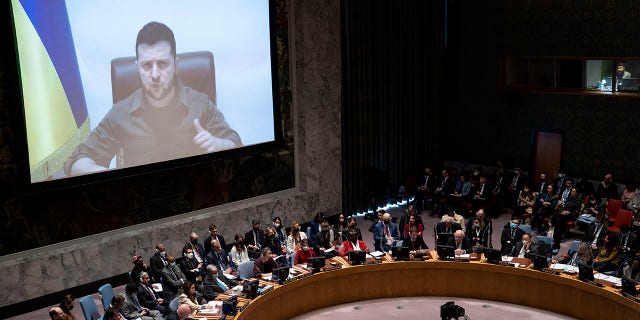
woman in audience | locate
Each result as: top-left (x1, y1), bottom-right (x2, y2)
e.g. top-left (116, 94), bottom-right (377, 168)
top-left (253, 247), bottom-right (278, 278)
top-left (286, 221), bottom-right (307, 264)
top-left (515, 184), bottom-right (536, 219)
top-left (178, 281), bottom-right (213, 318)
top-left (347, 217), bottom-right (362, 240)
top-left (230, 234), bottom-right (250, 266)
top-left (593, 232), bottom-right (620, 273)
top-left (339, 229), bottom-right (369, 256)
top-left (553, 242), bottom-right (594, 267)
top-left (403, 213), bottom-right (424, 238)
top-left (294, 239), bottom-right (317, 264)
top-left (273, 216), bottom-right (286, 244)
top-left (58, 294), bottom-right (77, 320)
top-left (336, 213), bottom-right (349, 242)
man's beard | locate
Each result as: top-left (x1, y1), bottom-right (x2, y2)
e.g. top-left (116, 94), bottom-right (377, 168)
top-left (144, 78), bottom-right (176, 102)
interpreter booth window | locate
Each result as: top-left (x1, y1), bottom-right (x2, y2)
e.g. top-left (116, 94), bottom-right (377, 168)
top-left (530, 59), bottom-right (555, 87)
top-left (557, 59), bottom-right (583, 89)
top-left (585, 60), bottom-right (614, 92)
top-left (505, 57), bottom-right (529, 86)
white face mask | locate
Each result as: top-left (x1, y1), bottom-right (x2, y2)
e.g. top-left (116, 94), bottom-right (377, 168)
top-left (186, 253), bottom-right (194, 259)
top-left (274, 223), bottom-right (280, 228)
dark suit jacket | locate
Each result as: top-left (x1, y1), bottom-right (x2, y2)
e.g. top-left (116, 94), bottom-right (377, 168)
top-left (510, 241), bottom-right (538, 258)
top-left (204, 235), bottom-right (227, 256)
top-left (534, 181), bottom-right (547, 196)
top-left (435, 222), bottom-right (462, 234)
top-left (159, 264), bottom-right (185, 301)
top-left (402, 235), bottom-right (429, 251)
top-left (136, 283), bottom-right (160, 309)
top-left (244, 229), bottom-right (265, 249)
top-left (583, 224), bottom-right (607, 245)
top-left (446, 236), bottom-right (473, 253)
top-left (206, 249), bottom-right (233, 271)
top-left (183, 241), bottom-right (206, 263)
top-left (500, 226), bottom-right (524, 255)
top-left (149, 253), bottom-right (167, 282)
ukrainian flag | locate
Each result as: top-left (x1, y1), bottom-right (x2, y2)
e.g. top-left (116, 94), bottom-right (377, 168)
top-left (12, 0), bottom-right (89, 182)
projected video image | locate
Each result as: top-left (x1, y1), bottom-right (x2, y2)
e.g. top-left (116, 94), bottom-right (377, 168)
top-left (11, 0), bottom-right (276, 182)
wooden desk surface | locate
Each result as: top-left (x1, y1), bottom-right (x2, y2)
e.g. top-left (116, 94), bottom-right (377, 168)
top-left (234, 257), bottom-right (640, 320)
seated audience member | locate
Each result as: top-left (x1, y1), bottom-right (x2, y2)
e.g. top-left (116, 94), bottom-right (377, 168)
top-left (593, 232), bottom-right (620, 273)
top-left (553, 187), bottom-right (582, 248)
top-left (106, 295), bottom-right (127, 320)
top-left (335, 213), bottom-right (348, 241)
top-left (294, 239), bottom-right (318, 264)
top-left (262, 226), bottom-right (285, 258)
top-left (435, 216), bottom-right (462, 247)
top-left (205, 239), bottom-right (239, 288)
top-left (553, 242), bottom-right (594, 267)
top-left (131, 255), bottom-right (153, 284)
top-left (510, 233), bottom-right (534, 258)
top-left (49, 307), bottom-right (66, 320)
top-left (103, 309), bottom-right (119, 320)
top-left (403, 213), bottom-right (424, 238)
top-left (253, 247), bottom-right (279, 278)
top-left (451, 174), bottom-right (472, 212)
top-left (230, 234), bottom-right (250, 267)
top-left (621, 183), bottom-right (637, 205)
top-left (471, 175), bottom-right (491, 215)
top-left (201, 265), bottom-right (225, 302)
top-left (534, 184), bottom-right (558, 234)
top-left (584, 213), bottom-right (607, 250)
top-left (179, 281), bottom-right (212, 318)
top-left (447, 230), bottom-right (473, 256)
top-left (515, 185), bottom-right (536, 218)
top-left (160, 255), bottom-right (187, 301)
top-left (617, 224), bottom-right (639, 261)
top-left (286, 221), bottom-right (307, 265)
top-left (595, 173), bottom-right (618, 204)
top-left (576, 195), bottom-right (600, 231)
top-left (180, 247), bottom-right (204, 284)
top-left (315, 220), bottom-right (340, 257)
top-left (137, 272), bottom-right (170, 316)
top-left (244, 219), bottom-right (265, 259)
top-left (309, 212), bottom-right (325, 246)
top-left (121, 283), bottom-right (162, 320)
top-left (622, 258), bottom-right (640, 282)
top-left (339, 230), bottom-right (369, 257)
top-left (368, 209), bottom-right (385, 233)
top-left (500, 217), bottom-right (524, 255)
top-left (440, 208), bottom-right (466, 231)
top-left (183, 232), bottom-right (206, 265)
top-left (575, 176), bottom-right (595, 199)
top-left (466, 217), bottom-right (490, 249)
top-left (403, 226), bottom-right (429, 260)
top-left (204, 224), bottom-right (227, 257)
top-left (149, 244), bottom-right (168, 283)
top-left (346, 217), bottom-right (363, 240)
top-left (58, 294), bottom-right (77, 320)
top-left (273, 216), bottom-right (286, 244)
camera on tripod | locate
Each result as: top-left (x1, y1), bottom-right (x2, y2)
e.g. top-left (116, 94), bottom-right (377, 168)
top-left (440, 301), bottom-right (465, 320)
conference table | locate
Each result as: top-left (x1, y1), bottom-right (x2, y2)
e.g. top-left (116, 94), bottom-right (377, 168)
top-left (205, 252), bottom-right (640, 320)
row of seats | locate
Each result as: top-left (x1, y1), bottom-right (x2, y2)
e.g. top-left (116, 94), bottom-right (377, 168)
top-left (77, 284), bottom-right (113, 320)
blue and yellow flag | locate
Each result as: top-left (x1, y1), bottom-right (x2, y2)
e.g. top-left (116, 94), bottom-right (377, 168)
top-left (12, 0), bottom-right (90, 182)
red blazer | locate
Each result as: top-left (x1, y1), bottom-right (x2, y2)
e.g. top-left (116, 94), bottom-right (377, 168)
top-left (403, 223), bottom-right (424, 238)
top-left (340, 240), bottom-right (368, 256)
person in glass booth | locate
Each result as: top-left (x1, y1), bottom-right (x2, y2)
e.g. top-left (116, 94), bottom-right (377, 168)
top-left (64, 21), bottom-right (241, 176)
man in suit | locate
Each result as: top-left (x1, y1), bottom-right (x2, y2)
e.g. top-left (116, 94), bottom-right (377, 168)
top-left (244, 219), bottom-right (265, 259)
top-left (180, 247), bottom-right (204, 284)
top-left (617, 224), bottom-right (639, 260)
top-left (447, 230), bottom-right (473, 255)
top-left (183, 232), bottom-right (206, 265)
top-left (584, 213), bottom-right (607, 250)
top-left (149, 243), bottom-right (168, 284)
top-left (510, 233), bottom-right (535, 258)
top-left (416, 167), bottom-right (437, 212)
top-left (435, 216), bottom-right (463, 246)
top-left (472, 175), bottom-right (492, 214)
top-left (372, 212), bottom-right (400, 252)
top-left (433, 169), bottom-right (455, 216)
top-left (204, 224), bottom-right (227, 256)
top-left (501, 217), bottom-right (524, 255)
top-left (403, 226), bottom-right (430, 260)
top-left (136, 271), bottom-right (170, 316)
top-left (121, 283), bottom-right (162, 320)
top-left (508, 166), bottom-right (528, 206)
top-left (595, 173), bottom-right (618, 202)
top-left (315, 220), bottom-right (340, 257)
top-left (555, 171), bottom-right (567, 197)
top-left (205, 239), bottom-right (239, 288)
top-left (534, 173), bottom-right (548, 197)
top-left (160, 256), bottom-right (186, 301)
top-left (201, 264), bottom-right (226, 302)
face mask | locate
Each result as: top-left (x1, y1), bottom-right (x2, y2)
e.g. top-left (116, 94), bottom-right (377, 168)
top-left (302, 246), bottom-right (309, 251)
top-left (558, 174), bottom-right (565, 178)
top-left (170, 262), bottom-right (176, 267)
top-left (510, 223), bottom-right (517, 229)
top-left (523, 188), bottom-right (529, 192)
top-left (159, 251), bottom-right (166, 258)
top-left (293, 228), bottom-right (299, 233)
top-left (473, 223), bottom-right (480, 228)
top-left (237, 241), bottom-right (244, 246)
top-left (274, 223), bottom-right (280, 228)
top-left (383, 220), bottom-right (390, 225)
top-left (515, 170), bottom-right (520, 175)
top-left (268, 233), bottom-right (275, 239)
top-left (186, 253), bottom-right (194, 259)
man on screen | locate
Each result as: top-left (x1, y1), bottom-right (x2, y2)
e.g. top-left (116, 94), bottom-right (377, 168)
top-left (64, 21), bottom-right (241, 176)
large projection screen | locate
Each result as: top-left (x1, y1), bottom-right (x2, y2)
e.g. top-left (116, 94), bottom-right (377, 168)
top-left (11, 0), bottom-right (276, 183)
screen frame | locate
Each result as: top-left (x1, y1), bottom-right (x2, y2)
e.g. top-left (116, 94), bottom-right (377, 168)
top-left (7, 0), bottom-right (285, 195)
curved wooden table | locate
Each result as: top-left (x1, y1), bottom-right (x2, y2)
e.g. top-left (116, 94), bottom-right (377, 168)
top-left (235, 261), bottom-right (640, 320)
